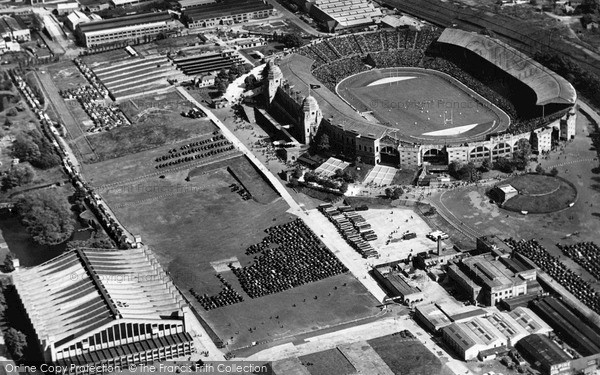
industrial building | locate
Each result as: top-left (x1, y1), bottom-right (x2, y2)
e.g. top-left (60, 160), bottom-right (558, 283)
top-left (371, 265), bottom-right (424, 304)
top-left (447, 254), bottom-right (532, 306)
top-left (483, 311), bottom-right (529, 347)
top-left (65, 11), bottom-right (102, 31)
top-left (507, 307), bottom-right (553, 335)
top-left (531, 297), bottom-right (600, 357)
top-left (76, 11), bottom-right (180, 48)
top-left (12, 247), bottom-right (196, 366)
top-left (441, 317), bottom-right (506, 360)
top-left (0, 16), bottom-right (31, 42)
top-left (178, 0), bottom-right (215, 9)
top-left (414, 304), bottom-right (452, 332)
top-left (490, 184), bottom-right (518, 205)
top-left (183, 0), bottom-right (274, 28)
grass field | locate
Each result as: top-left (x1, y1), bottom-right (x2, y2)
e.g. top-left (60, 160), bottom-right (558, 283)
top-left (44, 60), bottom-right (88, 92)
top-left (300, 348), bottom-right (356, 375)
top-left (85, 91), bottom-right (216, 162)
top-left (502, 174), bottom-right (577, 213)
top-left (337, 68), bottom-right (505, 142)
top-left (99, 155), bottom-right (379, 350)
top-left (368, 334), bottom-right (442, 375)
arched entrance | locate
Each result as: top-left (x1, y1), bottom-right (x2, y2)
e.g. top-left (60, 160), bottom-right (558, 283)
top-left (423, 148), bottom-right (447, 164)
top-left (380, 145), bottom-right (399, 166)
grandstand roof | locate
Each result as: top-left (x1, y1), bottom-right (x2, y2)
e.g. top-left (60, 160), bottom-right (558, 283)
top-left (437, 29), bottom-right (577, 106)
top-left (184, 0), bottom-right (272, 22)
top-left (278, 53), bottom-right (387, 139)
top-left (12, 247), bottom-right (185, 346)
top-left (78, 11), bottom-right (171, 33)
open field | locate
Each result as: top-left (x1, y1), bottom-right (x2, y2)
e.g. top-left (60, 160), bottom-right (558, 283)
top-left (299, 348), bottom-right (356, 375)
top-left (100, 155), bottom-right (380, 349)
top-left (502, 174), bottom-right (577, 213)
top-left (368, 333), bottom-right (443, 375)
top-left (337, 68), bottom-right (505, 143)
top-left (44, 60), bottom-right (88, 92)
top-left (85, 92), bottom-right (216, 162)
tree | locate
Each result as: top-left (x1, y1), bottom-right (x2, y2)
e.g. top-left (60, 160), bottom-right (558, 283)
top-left (340, 182), bottom-right (349, 193)
top-left (214, 77), bottom-right (228, 95)
top-left (513, 139), bottom-right (532, 171)
top-left (3, 252), bottom-right (15, 272)
top-left (15, 190), bottom-right (75, 246)
top-left (480, 158), bottom-right (492, 172)
top-left (5, 328), bottom-right (27, 359)
top-left (11, 130), bottom-right (60, 169)
top-left (282, 33), bottom-right (304, 48)
top-left (66, 236), bottom-right (114, 250)
top-left (292, 166), bottom-right (302, 179)
top-left (317, 133), bottom-right (330, 152)
top-left (385, 187), bottom-right (404, 199)
top-left (2, 164), bottom-right (35, 190)
top-left (535, 164), bottom-right (545, 174)
top-left (12, 133), bottom-right (41, 162)
top-left (494, 156), bottom-right (515, 173)
top-left (550, 167), bottom-right (559, 176)
top-left (244, 74), bottom-right (257, 89)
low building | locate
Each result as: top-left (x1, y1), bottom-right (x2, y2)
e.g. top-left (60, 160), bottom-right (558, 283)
top-left (184, 0), bottom-right (274, 28)
top-left (194, 73), bottom-right (215, 87)
top-left (76, 11), bottom-right (180, 48)
top-left (483, 311), bottom-right (529, 347)
top-left (65, 10), bottom-right (101, 31)
top-left (414, 304), bottom-right (452, 333)
top-left (0, 16), bottom-right (31, 42)
top-left (476, 235), bottom-right (513, 257)
top-left (372, 265), bottom-right (424, 304)
top-left (111, 0), bottom-right (153, 6)
top-left (490, 184), bottom-right (518, 205)
top-left (441, 318), bottom-right (506, 360)
top-left (516, 334), bottom-right (572, 375)
top-left (55, 2), bottom-right (79, 15)
top-left (508, 307), bottom-right (553, 335)
top-left (178, 0), bottom-right (215, 9)
top-left (78, 0), bottom-right (111, 12)
top-left (12, 247), bottom-right (196, 366)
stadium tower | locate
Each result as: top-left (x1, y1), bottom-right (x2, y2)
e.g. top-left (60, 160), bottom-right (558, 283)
top-left (299, 95), bottom-right (322, 144)
top-left (264, 60), bottom-right (282, 107)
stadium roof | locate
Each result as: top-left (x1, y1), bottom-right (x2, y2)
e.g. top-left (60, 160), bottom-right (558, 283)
top-left (437, 29), bottom-right (577, 106)
top-left (278, 53), bottom-right (387, 139)
top-left (184, 0), bottom-right (272, 22)
top-left (78, 11), bottom-right (171, 33)
top-left (12, 247), bottom-right (185, 347)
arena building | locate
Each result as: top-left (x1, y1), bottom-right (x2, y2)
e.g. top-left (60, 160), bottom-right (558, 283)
top-left (76, 12), bottom-right (181, 48)
top-left (12, 247), bottom-right (195, 367)
top-left (262, 27), bottom-right (577, 168)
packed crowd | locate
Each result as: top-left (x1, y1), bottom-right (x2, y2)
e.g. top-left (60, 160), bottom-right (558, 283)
top-left (190, 274), bottom-right (244, 311)
top-left (313, 41), bottom-right (340, 62)
top-left (61, 85), bottom-right (129, 132)
top-left (231, 218), bottom-right (348, 298)
top-left (312, 56), bottom-right (367, 91)
top-left (505, 238), bottom-right (600, 314)
top-left (557, 242), bottom-right (600, 280)
top-left (369, 50), bottom-right (425, 69)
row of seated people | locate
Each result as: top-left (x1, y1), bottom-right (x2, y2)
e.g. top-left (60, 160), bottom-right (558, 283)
top-left (368, 50), bottom-right (425, 69)
top-left (231, 218), bottom-right (348, 298)
top-left (505, 238), bottom-right (600, 315)
top-left (312, 56), bottom-right (367, 91)
top-left (508, 107), bottom-right (571, 135)
top-left (558, 242), bottom-right (600, 280)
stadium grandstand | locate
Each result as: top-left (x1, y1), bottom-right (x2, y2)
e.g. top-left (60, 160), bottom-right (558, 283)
top-left (172, 51), bottom-right (242, 76)
top-left (182, 0), bottom-right (274, 29)
top-left (90, 55), bottom-right (184, 100)
top-left (12, 247), bottom-right (196, 367)
top-left (297, 0), bottom-right (383, 32)
top-left (260, 27), bottom-right (577, 168)
top-left (76, 12), bottom-right (181, 48)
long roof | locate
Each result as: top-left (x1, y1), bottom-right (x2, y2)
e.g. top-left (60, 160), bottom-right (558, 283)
top-left (516, 334), bottom-right (571, 367)
top-left (278, 53), bottom-right (387, 139)
top-left (12, 247), bottom-right (185, 346)
top-left (437, 28), bottom-right (577, 106)
top-left (78, 11), bottom-right (171, 33)
top-left (184, 0), bottom-right (272, 22)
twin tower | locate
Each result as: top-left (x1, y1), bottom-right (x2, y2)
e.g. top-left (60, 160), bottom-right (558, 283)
top-left (263, 61), bottom-right (323, 145)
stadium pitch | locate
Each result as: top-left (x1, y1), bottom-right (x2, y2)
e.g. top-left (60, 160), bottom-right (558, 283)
top-left (337, 68), bottom-right (508, 143)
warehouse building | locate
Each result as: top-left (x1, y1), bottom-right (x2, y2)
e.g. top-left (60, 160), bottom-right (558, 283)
top-left (183, 0), bottom-right (274, 28)
top-left (291, 0), bottom-right (382, 32)
top-left (447, 254), bottom-right (530, 306)
top-left (76, 11), bottom-right (181, 48)
top-left (508, 307), bottom-right (553, 336)
top-left (65, 11), bottom-right (102, 31)
top-left (414, 304), bottom-right (452, 333)
top-left (483, 311), bottom-right (529, 347)
top-left (371, 265), bottom-right (424, 304)
top-left (12, 247), bottom-right (196, 367)
top-left (441, 317), bottom-right (506, 360)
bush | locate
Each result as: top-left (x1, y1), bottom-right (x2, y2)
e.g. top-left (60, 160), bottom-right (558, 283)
top-left (550, 167), bottom-right (559, 176)
top-left (5, 328), bottom-right (27, 359)
top-left (2, 164), bottom-right (35, 190)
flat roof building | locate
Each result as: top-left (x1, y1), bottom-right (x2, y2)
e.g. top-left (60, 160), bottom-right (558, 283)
top-left (298, 0), bottom-right (383, 32)
top-left (12, 247), bottom-right (195, 366)
top-left (184, 0), bottom-right (274, 29)
top-left (76, 11), bottom-right (180, 48)
top-left (483, 311), bottom-right (529, 347)
top-left (508, 306), bottom-right (553, 336)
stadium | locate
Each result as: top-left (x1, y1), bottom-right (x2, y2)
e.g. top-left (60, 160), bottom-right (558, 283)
top-left (262, 27), bottom-right (578, 168)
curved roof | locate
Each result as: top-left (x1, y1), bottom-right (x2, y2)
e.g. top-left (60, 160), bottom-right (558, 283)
top-left (302, 95), bottom-right (319, 112)
top-left (437, 29), bottom-right (576, 106)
